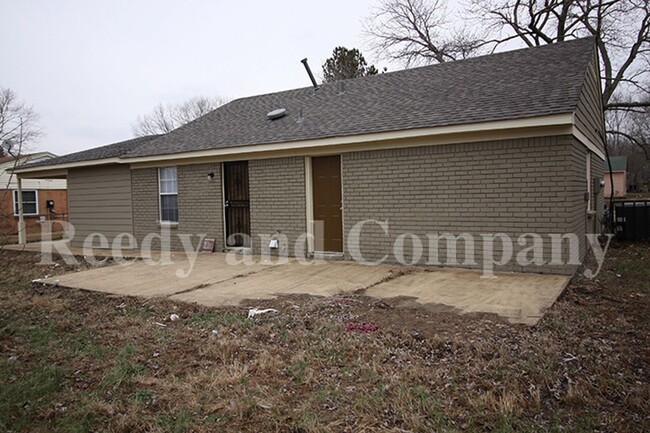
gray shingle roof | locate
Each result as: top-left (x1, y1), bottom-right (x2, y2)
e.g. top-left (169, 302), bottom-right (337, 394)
top-left (22, 37), bottom-right (595, 169)
top-left (125, 37), bottom-right (594, 158)
top-left (19, 135), bottom-right (160, 169)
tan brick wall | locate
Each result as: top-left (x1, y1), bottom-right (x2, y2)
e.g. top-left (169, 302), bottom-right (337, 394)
top-left (130, 168), bottom-right (159, 246)
top-left (341, 135), bottom-right (588, 274)
top-left (126, 136), bottom-right (598, 274)
top-left (566, 138), bottom-right (588, 261)
top-left (249, 157), bottom-right (306, 256)
top-left (131, 163), bottom-right (223, 251)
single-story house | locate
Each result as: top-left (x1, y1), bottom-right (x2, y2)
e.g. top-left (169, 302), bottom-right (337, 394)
top-left (604, 156), bottom-right (627, 198)
top-left (14, 37), bottom-right (605, 275)
top-left (1, 152), bottom-right (68, 238)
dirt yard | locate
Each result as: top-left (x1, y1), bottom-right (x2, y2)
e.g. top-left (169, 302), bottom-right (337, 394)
top-left (1, 243), bottom-right (648, 432)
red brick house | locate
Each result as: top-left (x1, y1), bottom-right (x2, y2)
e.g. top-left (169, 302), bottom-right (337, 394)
top-left (0, 153), bottom-right (68, 240)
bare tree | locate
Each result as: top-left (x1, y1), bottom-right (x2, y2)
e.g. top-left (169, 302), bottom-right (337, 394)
top-left (365, 0), bottom-right (650, 163)
top-left (0, 87), bottom-right (43, 246)
top-left (468, 0), bottom-right (650, 111)
top-left (0, 87), bottom-right (42, 154)
top-left (607, 94), bottom-right (650, 156)
top-left (607, 103), bottom-right (650, 191)
top-left (132, 95), bottom-right (227, 137)
top-left (366, 1), bottom-right (649, 109)
top-left (364, 0), bottom-right (485, 66)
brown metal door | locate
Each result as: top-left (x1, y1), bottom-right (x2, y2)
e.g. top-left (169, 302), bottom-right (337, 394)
top-left (223, 161), bottom-right (250, 247)
top-left (312, 155), bottom-right (343, 252)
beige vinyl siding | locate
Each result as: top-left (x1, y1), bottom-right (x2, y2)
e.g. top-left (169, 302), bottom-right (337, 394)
top-left (68, 165), bottom-right (133, 247)
top-left (574, 49), bottom-right (606, 155)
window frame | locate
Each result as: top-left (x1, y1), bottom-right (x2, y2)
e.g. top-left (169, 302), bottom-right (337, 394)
top-left (13, 190), bottom-right (39, 216)
top-left (158, 166), bottom-right (179, 223)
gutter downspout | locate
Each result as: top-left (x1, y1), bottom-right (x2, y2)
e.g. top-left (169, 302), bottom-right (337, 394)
top-left (16, 175), bottom-right (26, 245)
top-left (597, 129), bottom-right (615, 233)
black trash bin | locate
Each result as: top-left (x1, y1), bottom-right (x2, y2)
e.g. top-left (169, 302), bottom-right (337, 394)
top-left (615, 200), bottom-right (650, 241)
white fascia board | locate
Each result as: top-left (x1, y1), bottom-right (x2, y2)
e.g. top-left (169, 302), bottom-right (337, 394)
top-left (126, 114), bottom-right (575, 164)
top-left (13, 113), bottom-right (576, 174)
top-left (12, 158), bottom-right (121, 175)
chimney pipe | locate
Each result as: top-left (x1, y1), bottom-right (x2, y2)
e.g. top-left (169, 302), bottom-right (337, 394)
top-left (301, 58), bottom-right (319, 90)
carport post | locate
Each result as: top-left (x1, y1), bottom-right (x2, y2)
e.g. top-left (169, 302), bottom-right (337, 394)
top-left (17, 176), bottom-right (26, 245)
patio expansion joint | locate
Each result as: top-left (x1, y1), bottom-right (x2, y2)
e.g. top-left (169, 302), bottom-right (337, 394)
top-left (352, 267), bottom-right (418, 295)
top-left (162, 265), bottom-right (285, 298)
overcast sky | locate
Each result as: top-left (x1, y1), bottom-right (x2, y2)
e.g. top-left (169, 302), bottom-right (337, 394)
top-left (1, 0), bottom-right (410, 155)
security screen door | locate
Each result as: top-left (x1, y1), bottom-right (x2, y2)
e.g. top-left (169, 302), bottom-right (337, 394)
top-left (223, 161), bottom-right (250, 247)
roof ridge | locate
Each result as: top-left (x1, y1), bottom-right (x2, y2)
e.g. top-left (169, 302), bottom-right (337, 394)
top-left (224, 37), bottom-right (596, 104)
top-left (20, 36), bottom-right (598, 168)
top-left (146, 37), bottom-right (595, 153)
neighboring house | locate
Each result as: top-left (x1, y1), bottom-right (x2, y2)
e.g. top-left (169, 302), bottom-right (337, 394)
top-left (0, 152), bottom-right (68, 237)
top-left (604, 156), bottom-right (627, 198)
top-left (14, 38), bottom-right (605, 275)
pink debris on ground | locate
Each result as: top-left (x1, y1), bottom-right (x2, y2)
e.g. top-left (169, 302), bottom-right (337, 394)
top-left (345, 322), bottom-right (380, 334)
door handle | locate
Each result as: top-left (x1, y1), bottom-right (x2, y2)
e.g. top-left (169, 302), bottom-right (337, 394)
top-left (225, 200), bottom-right (231, 208)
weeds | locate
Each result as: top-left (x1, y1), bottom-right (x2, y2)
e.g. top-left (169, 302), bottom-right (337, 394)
top-left (0, 245), bottom-right (648, 432)
top-left (157, 410), bottom-right (192, 433)
top-left (103, 345), bottom-right (146, 388)
top-left (0, 361), bottom-right (67, 431)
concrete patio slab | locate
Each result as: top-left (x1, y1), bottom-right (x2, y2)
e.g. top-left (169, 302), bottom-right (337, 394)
top-left (5, 240), bottom-right (148, 258)
top-left (32, 249), bottom-right (570, 325)
top-left (36, 253), bottom-right (281, 298)
top-left (170, 259), bottom-right (400, 307)
top-left (365, 267), bottom-right (570, 325)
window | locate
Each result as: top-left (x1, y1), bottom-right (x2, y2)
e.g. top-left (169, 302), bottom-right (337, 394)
top-left (159, 166), bottom-right (178, 223)
top-left (13, 190), bottom-right (38, 216)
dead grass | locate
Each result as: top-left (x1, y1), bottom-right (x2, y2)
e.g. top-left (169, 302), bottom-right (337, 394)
top-left (0, 243), bottom-right (649, 432)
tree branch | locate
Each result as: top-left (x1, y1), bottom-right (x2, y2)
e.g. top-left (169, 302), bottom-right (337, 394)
top-left (606, 101), bottom-right (650, 109)
top-left (607, 129), bottom-right (649, 159)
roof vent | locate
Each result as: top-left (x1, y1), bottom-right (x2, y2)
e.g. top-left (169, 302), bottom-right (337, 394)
top-left (300, 58), bottom-right (319, 90)
top-left (267, 108), bottom-right (287, 120)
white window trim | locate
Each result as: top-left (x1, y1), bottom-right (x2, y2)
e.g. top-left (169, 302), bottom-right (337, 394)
top-left (13, 190), bottom-right (39, 216)
top-left (158, 167), bottom-right (178, 223)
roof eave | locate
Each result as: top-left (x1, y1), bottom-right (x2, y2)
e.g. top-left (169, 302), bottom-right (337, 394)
top-left (14, 113), bottom-right (583, 175)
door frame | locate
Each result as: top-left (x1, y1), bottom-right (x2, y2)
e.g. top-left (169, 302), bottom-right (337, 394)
top-left (221, 166), bottom-right (227, 250)
top-left (305, 156), bottom-right (314, 253)
top-left (305, 154), bottom-right (344, 254)
top-left (221, 161), bottom-right (252, 250)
